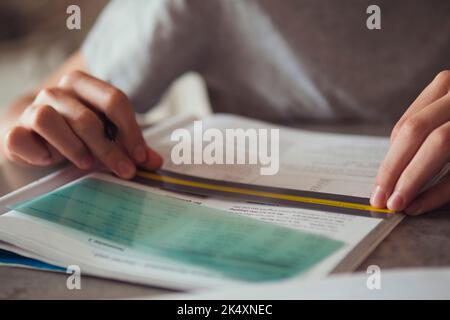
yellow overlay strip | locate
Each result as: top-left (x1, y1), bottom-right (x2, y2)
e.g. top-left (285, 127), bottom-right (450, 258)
top-left (136, 170), bottom-right (395, 214)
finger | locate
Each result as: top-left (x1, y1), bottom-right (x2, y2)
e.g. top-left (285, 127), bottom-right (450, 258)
top-left (34, 88), bottom-right (136, 179)
top-left (391, 70), bottom-right (450, 141)
top-left (405, 175), bottom-right (450, 215)
top-left (387, 122), bottom-right (450, 212)
top-left (58, 71), bottom-right (161, 166)
top-left (21, 104), bottom-right (93, 170)
top-left (46, 143), bottom-right (66, 164)
top-left (371, 94), bottom-right (450, 208)
top-left (3, 126), bottom-right (53, 166)
top-left (138, 147), bottom-right (164, 171)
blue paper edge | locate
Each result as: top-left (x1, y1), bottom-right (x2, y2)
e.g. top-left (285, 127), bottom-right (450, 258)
top-left (0, 248), bottom-right (65, 272)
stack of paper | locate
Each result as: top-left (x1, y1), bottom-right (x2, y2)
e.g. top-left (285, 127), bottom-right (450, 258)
top-left (0, 114), bottom-right (404, 290)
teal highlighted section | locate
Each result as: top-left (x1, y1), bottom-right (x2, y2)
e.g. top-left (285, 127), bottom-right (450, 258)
top-left (11, 178), bottom-right (343, 281)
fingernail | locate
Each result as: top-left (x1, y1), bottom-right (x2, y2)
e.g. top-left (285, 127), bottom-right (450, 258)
top-left (80, 155), bottom-right (93, 170)
top-left (387, 191), bottom-right (405, 211)
top-left (117, 160), bottom-right (135, 178)
top-left (133, 145), bottom-right (147, 163)
top-left (370, 185), bottom-right (387, 207)
top-left (405, 203), bottom-right (424, 216)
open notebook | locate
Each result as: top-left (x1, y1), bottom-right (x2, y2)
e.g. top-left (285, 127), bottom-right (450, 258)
top-left (0, 114), bottom-right (406, 290)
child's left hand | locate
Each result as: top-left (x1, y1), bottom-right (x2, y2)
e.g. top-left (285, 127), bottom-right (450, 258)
top-left (371, 70), bottom-right (450, 215)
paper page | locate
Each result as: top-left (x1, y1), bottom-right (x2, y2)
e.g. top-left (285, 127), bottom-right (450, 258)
top-left (120, 173), bottom-right (386, 277)
top-left (0, 172), bottom-right (384, 287)
top-left (0, 173), bottom-right (348, 288)
top-left (151, 114), bottom-right (389, 198)
top-left (0, 210), bottom-right (237, 289)
top-left (142, 113), bottom-right (394, 277)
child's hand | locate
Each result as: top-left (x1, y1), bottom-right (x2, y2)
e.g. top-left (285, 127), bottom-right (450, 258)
top-left (371, 71), bottom-right (450, 215)
top-left (2, 71), bottom-right (162, 179)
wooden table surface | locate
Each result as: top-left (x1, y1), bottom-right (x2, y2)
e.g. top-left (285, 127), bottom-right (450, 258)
top-left (1, 150), bottom-right (449, 299)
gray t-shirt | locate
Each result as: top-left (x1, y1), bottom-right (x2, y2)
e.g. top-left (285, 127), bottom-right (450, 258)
top-left (82, 0), bottom-right (450, 126)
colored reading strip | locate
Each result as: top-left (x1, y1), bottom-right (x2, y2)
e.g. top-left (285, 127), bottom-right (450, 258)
top-left (135, 170), bottom-right (395, 217)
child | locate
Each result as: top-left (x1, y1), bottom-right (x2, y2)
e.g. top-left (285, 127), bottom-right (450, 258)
top-left (1, 0), bottom-right (449, 215)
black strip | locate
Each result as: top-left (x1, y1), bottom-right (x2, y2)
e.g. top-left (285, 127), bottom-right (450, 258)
top-left (132, 170), bottom-right (390, 219)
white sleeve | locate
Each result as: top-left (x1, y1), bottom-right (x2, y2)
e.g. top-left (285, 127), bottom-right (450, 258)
top-left (81, 0), bottom-right (210, 113)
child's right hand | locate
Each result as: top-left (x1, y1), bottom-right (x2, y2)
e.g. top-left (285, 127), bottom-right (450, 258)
top-left (2, 70), bottom-right (162, 179)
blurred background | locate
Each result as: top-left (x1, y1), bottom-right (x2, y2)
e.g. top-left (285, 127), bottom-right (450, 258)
top-left (0, 0), bottom-right (210, 121)
top-left (0, 0), bottom-right (108, 107)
